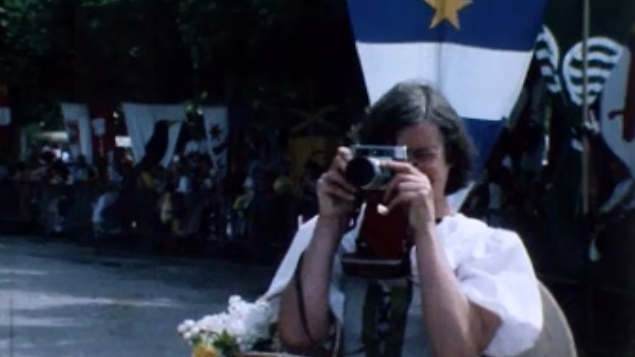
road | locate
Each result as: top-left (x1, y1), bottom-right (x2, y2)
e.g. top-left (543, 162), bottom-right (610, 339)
top-left (0, 237), bottom-right (275, 357)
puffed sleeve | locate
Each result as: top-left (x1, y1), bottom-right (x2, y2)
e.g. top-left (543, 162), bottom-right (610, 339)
top-left (456, 228), bottom-right (543, 357)
top-left (261, 215), bottom-right (356, 322)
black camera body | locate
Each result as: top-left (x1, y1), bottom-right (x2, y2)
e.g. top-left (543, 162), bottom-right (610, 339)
top-left (341, 145), bottom-right (412, 279)
top-left (344, 145), bottom-right (409, 191)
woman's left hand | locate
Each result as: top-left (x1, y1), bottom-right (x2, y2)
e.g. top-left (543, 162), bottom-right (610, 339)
top-left (382, 160), bottom-right (436, 234)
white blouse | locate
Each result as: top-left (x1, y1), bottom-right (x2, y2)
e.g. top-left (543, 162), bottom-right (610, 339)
top-left (264, 211), bottom-right (543, 357)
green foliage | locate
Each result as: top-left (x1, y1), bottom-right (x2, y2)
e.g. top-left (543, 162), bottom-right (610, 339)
top-left (0, 0), bottom-right (365, 127)
top-left (211, 330), bottom-right (241, 357)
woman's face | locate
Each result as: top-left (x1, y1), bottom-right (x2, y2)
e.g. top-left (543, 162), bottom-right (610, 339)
top-left (395, 122), bottom-right (450, 201)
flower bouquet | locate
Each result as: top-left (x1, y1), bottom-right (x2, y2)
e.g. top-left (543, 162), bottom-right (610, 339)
top-left (178, 296), bottom-right (339, 357)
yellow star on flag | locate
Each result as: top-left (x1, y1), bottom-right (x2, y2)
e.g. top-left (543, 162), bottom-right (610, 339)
top-left (423, 0), bottom-right (472, 30)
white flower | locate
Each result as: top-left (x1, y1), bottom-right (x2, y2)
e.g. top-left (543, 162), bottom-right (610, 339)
top-left (183, 331), bottom-right (193, 341)
top-left (177, 295), bottom-right (276, 351)
top-left (177, 319), bottom-right (196, 335)
top-left (190, 326), bottom-right (201, 336)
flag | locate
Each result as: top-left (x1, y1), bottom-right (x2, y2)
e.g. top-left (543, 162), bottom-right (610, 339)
top-left (61, 103), bottom-right (93, 162)
top-left (600, 25), bottom-right (635, 177)
top-left (346, 0), bottom-right (550, 207)
top-left (535, 0), bottom-right (635, 127)
top-left (121, 103), bottom-right (186, 167)
top-left (88, 104), bottom-right (117, 163)
top-left (202, 106), bottom-right (229, 178)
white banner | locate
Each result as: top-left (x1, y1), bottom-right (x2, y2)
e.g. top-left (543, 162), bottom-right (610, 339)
top-left (202, 106), bottom-right (229, 178)
top-left (122, 103), bottom-right (185, 167)
top-left (600, 43), bottom-right (635, 177)
top-left (61, 103), bottom-right (93, 163)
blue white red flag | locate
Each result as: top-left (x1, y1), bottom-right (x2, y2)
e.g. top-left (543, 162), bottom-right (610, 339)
top-left (346, 0), bottom-right (550, 205)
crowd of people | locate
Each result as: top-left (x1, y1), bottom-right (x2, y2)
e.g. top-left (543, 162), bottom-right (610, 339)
top-left (0, 139), bottom-right (324, 260)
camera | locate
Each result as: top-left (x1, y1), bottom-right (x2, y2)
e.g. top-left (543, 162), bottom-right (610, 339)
top-left (344, 145), bottom-right (409, 190)
top-left (341, 198), bottom-right (412, 279)
top-left (341, 145), bottom-right (412, 279)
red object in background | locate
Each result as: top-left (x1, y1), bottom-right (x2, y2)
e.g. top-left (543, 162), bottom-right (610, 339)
top-left (357, 193), bottom-right (410, 260)
top-left (88, 103), bottom-right (117, 162)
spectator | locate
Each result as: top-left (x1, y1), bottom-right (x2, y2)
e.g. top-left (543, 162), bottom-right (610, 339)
top-left (73, 155), bottom-right (97, 183)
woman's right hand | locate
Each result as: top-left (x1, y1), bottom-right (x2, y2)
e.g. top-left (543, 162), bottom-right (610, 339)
top-left (316, 147), bottom-right (357, 219)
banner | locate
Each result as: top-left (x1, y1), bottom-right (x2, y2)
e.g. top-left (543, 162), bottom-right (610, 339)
top-left (61, 103), bottom-right (93, 162)
top-left (287, 137), bottom-right (338, 180)
top-left (202, 106), bottom-right (229, 178)
top-left (535, 0), bottom-right (635, 127)
top-left (346, 0), bottom-right (549, 208)
top-left (88, 104), bottom-right (117, 162)
top-left (121, 103), bottom-right (185, 167)
top-left (600, 28), bottom-right (635, 177)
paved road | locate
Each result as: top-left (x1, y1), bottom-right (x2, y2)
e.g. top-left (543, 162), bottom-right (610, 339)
top-left (0, 237), bottom-right (275, 357)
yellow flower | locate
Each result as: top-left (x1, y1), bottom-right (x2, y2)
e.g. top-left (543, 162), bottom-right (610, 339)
top-left (192, 345), bottom-right (220, 357)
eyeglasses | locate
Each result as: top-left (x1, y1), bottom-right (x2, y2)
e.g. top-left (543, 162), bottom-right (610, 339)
top-left (407, 146), bottom-right (441, 164)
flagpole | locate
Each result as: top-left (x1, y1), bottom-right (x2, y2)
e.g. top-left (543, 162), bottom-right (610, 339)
top-left (581, 0), bottom-right (591, 215)
top-left (581, 0), bottom-right (594, 354)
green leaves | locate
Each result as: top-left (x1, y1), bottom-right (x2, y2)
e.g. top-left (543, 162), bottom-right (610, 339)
top-left (0, 0), bottom-right (364, 128)
top-left (211, 330), bottom-right (241, 357)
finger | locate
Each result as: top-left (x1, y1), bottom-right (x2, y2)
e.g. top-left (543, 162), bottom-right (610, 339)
top-left (383, 173), bottom-right (422, 203)
top-left (384, 182), bottom-right (425, 211)
top-left (320, 179), bottom-right (356, 202)
top-left (381, 160), bottom-right (418, 174)
top-left (337, 147), bottom-right (353, 161)
top-left (331, 147), bottom-right (353, 171)
top-left (386, 191), bottom-right (417, 213)
top-left (396, 181), bottom-right (424, 193)
top-left (332, 155), bottom-right (348, 173)
top-left (324, 170), bottom-right (357, 193)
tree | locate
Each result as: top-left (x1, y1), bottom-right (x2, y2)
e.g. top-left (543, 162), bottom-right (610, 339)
top-left (0, 0), bottom-right (366, 129)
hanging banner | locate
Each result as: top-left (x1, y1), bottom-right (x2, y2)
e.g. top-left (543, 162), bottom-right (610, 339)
top-left (91, 118), bottom-right (107, 161)
top-left (536, 0), bottom-right (635, 127)
top-left (65, 120), bottom-right (81, 157)
top-left (121, 103), bottom-right (185, 167)
top-left (61, 103), bottom-right (93, 162)
top-left (202, 106), bottom-right (229, 178)
top-left (345, 0), bottom-right (549, 209)
top-left (88, 104), bottom-right (117, 163)
top-left (287, 137), bottom-right (337, 180)
top-left (600, 28), bottom-right (635, 177)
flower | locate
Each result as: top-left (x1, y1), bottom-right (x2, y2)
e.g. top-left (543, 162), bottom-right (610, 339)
top-left (192, 345), bottom-right (221, 357)
top-left (178, 296), bottom-right (276, 354)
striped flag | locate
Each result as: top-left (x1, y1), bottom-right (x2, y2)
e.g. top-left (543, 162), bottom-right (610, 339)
top-left (535, 0), bottom-right (635, 125)
top-left (346, 0), bottom-right (549, 206)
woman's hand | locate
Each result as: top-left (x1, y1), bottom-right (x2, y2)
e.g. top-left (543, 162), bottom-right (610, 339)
top-left (382, 160), bottom-right (435, 234)
top-left (316, 147), bottom-right (357, 220)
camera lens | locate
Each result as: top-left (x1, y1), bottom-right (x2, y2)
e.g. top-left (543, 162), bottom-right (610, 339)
top-left (345, 157), bottom-right (379, 189)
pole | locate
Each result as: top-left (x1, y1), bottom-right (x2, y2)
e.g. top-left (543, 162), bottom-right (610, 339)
top-left (581, 0), bottom-right (594, 354)
top-left (581, 0), bottom-right (591, 215)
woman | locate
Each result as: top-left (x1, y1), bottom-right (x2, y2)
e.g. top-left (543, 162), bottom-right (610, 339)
top-left (265, 81), bottom-right (542, 357)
